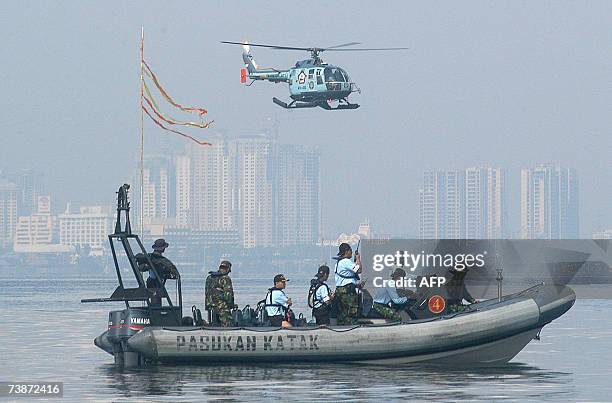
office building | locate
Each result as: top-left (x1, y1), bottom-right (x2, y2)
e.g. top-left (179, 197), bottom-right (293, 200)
top-left (16, 169), bottom-right (44, 215)
top-left (189, 139), bottom-right (234, 231)
top-left (141, 156), bottom-right (175, 221)
top-left (58, 205), bottom-right (113, 250)
top-left (520, 164), bottom-right (579, 239)
top-left (175, 154), bottom-right (191, 228)
top-left (231, 135), bottom-right (274, 248)
top-left (274, 144), bottom-right (320, 246)
top-left (419, 167), bottom-right (506, 239)
top-left (0, 179), bottom-right (18, 249)
top-left (14, 196), bottom-right (55, 251)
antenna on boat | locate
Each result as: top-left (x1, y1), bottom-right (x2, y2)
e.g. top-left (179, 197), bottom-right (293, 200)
top-left (115, 184), bottom-right (132, 235)
top-left (496, 252), bottom-right (503, 302)
top-left (139, 26), bottom-right (145, 236)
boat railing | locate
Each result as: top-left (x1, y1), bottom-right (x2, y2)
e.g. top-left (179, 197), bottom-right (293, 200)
top-left (81, 184), bottom-right (183, 326)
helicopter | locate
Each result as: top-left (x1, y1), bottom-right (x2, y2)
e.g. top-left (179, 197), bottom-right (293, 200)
top-left (221, 41), bottom-right (408, 110)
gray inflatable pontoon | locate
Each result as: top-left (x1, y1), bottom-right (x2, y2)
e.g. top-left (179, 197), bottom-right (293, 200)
top-left (95, 284), bottom-right (575, 366)
top-left (85, 186), bottom-right (576, 367)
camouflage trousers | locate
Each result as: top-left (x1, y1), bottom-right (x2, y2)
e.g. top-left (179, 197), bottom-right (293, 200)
top-left (448, 304), bottom-right (469, 314)
top-left (335, 285), bottom-right (359, 325)
top-left (372, 302), bottom-right (402, 322)
top-left (212, 308), bottom-right (233, 327)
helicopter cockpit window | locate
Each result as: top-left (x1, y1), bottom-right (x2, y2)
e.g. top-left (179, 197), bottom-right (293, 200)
top-left (324, 67), bottom-right (347, 82)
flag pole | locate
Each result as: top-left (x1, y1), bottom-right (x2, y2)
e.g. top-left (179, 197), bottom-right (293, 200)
top-left (139, 26), bottom-right (145, 236)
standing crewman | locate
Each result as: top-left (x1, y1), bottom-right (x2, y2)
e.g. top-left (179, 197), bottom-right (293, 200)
top-left (372, 268), bottom-right (409, 322)
top-left (140, 239), bottom-right (179, 306)
top-left (308, 265), bottom-right (333, 325)
top-left (147, 239), bottom-right (180, 287)
top-left (264, 274), bottom-right (292, 327)
top-left (205, 260), bottom-right (235, 327)
top-left (334, 242), bottom-right (363, 325)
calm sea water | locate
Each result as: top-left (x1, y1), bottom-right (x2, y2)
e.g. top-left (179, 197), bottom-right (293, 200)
top-left (1, 272), bottom-right (611, 402)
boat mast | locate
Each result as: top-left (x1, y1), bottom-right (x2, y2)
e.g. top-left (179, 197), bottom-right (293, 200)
top-left (139, 26), bottom-right (145, 236)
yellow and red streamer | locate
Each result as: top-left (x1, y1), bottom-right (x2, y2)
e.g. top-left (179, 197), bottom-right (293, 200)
top-left (141, 60), bottom-right (212, 146)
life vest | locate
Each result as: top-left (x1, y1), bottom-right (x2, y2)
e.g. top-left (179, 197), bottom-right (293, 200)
top-left (334, 257), bottom-right (360, 281)
top-left (308, 279), bottom-right (330, 309)
top-left (264, 287), bottom-right (288, 316)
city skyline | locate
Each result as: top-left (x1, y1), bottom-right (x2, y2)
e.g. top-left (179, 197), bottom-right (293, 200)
top-left (2, 156), bottom-right (608, 255)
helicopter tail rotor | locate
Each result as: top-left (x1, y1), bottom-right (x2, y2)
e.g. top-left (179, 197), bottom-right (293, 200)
top-left (241, 43), bottom-right (260, 74)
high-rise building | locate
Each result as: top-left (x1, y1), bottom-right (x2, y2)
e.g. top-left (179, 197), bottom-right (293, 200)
top-left (189, 139), bottom-right (234, 232)
top-left (58, 205), bottom-right (113, 250)
top-left (0, 178), bottom-right (18, 249)
top-left (141, 156), bottom-right (175, 221)
top-left (175, 154), bottom-right (191, 228)
top-left (14, 196), bottom-right (55, 250)
top-left (419, 167), bottom-right (506, 239)
top-left (465, 167), bottom-right (506, 238)
top-left (419, 170), bottom-right (464, 239)
top-left (185, 134), bottom-right (321, 248)
top-left (16, 169), bottom-right (44, 215)
top-left (274, 144), bottom-right (320, 246)
top-left (231, 135), bottom-right (274, 248)
top-left (520, 164), bottom-right (579, 239)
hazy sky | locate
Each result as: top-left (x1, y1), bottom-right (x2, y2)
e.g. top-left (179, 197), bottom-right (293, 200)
top-left (1, 1), bottom-right (610, 237)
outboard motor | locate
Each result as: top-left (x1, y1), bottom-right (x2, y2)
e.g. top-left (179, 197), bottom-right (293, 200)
top-left (107, 308), bottom-right (151, 367)
top-left (107, 308), bottom-right (151, 343)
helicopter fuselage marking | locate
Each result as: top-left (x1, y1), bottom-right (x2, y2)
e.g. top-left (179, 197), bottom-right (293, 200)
top-left (298, 70), bottom-right (306, 84)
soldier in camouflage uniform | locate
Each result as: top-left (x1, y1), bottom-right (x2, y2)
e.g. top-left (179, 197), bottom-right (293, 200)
top-left (334, 243), bottom-right (363, 325)
top-left (372, 268), bottom-right (408, 322)
top-left (136, 239), bottom-right (180, 307)
top-left (334, 284), bottom-right (359, 325)
top-left (205, 261), bottom-right (235, 327)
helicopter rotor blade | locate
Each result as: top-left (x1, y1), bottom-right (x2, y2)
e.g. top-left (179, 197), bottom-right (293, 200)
top-left (324, 42), bottom-right (361, 50)
top-left (221, 41), bottom-right (312, 51)
top-left (325, 47), bottom-right (410, 52)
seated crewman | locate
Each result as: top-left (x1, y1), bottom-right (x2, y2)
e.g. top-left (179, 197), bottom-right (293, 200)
top-left (264, 274), bottom-right (292, 327)
top-left (308, 265), bottom-right (333, 325)
top-left (446, 265), bottom-right (477, 312)
top-left (372, 268), bottom-right (409, 322)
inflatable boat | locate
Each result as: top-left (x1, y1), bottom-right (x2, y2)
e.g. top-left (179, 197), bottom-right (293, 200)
top-left (93, 284), bottom-right (574, 366)
top-left (83, 185), bottom-right (575, 367)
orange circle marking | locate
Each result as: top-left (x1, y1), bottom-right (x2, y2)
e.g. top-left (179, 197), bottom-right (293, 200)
top-left (428, 295), bottom-right (446, 314)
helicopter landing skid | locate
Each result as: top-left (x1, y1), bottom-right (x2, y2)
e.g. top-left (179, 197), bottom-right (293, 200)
top-left (273, 98), bottom-right (319, 109)
top-left (272, 97), bottom-right (359, 110)
top-left (319, 99), bottom-right (360, 110)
